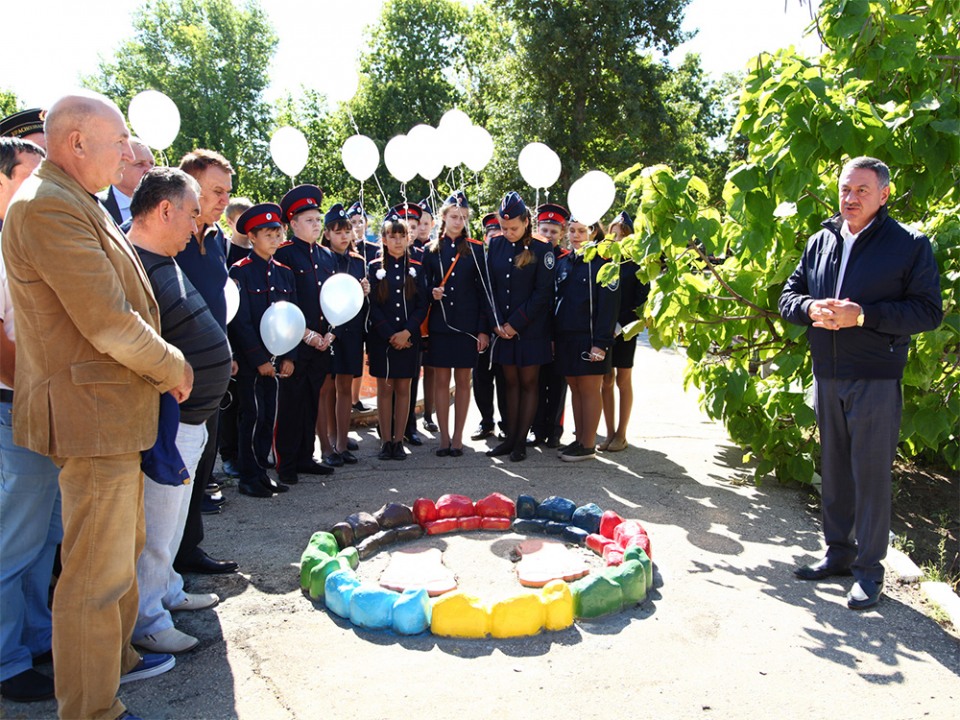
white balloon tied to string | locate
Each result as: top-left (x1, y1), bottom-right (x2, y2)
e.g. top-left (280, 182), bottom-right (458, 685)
top-left (270, 126), bottom-right (309, 178)
top-left (384, 134), bottom-right (418, 183)
top-left (320, 273), bottom-right (365, 328)
top-left (567, 170), bottom-right (616, 227)
top-left (341, 134), bottom-right (380, 181)
top-left (224, 278), bottom-right (240, 324)
top-left (463, 125), bottom-right (494, 173)
top-left (260, 301), bottom-right (306, 357)
top-left (518, 142), bottom-right (561, 189)
top-left (437, 108), bottom-right (472, 169)
top-left (128, 90), bottom-right (180, 150)
top-left (408, 124), bottom-right (444, 181)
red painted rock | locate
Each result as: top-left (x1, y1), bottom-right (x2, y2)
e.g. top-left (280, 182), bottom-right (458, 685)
top-left (614, 520), bottom-right (646, 548)
top-left (624, 532), bottom-right (652, 560)
top-left (475, 492), bottom-right (516, 519)
top-left (481, 517), bottom-right (512, 531)
top-left (413, 498), bottom-right (438, 526)
top-left (424, 518), bottom-right (459, 535)
top-left (599, 511), bottom-right (625, 539)
top-left (603, 546), bottom-right (624, 566)
top-left (458, 516), bottom-right (481, 531)
top-left (436, 494), bottom-right (475, 519)
top-left (586, 533), bottom-right (616, 555)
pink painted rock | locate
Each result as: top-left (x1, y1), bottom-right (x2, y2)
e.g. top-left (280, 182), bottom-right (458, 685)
top-left (481, 517), bottom-right (512, 531)
top-left (424, 518), bottom-right (459, 535)
top-left (614, 520), bottom-right (646, 548)
top-left (624, 532), bottom-right (652, 560)
top-left (599, 511), bottom-right (625, 539)
top-left (458, 516), bottom-right (482, 531)
top-left (516, 538), bottom-right (590, 588)
top-left (379, 546), bottom-right (457, 597)
top-left (436, 494), bottom-right (475, 519)
top-left (603, 545), bottom-right (624, 566)
top-left (586, 533), bottom-right (615, 555)
top-left (475, 492), bottom-right (516, 519)
top-left (413, 498), bottom-right (438, 526)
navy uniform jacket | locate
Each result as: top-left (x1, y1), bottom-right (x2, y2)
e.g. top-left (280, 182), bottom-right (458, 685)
top-left (359, 237), bottom-right (381, 265)
top-left (487, 234), bottom-right (556, 339)
top-left (554, 251), bottom-right (621, 352)
top-left (367, 255), bottom-right (428, 340)
top-left (423, 236), bottom-right (492, 336)
top-left (617, 260), bottom-right (650, 329)
top-left (228, 253), bottom-right (298, 372)
top-left (323, 247), bottom-right (368, 337)
top-left (275, 236), bottom-right (328, 340)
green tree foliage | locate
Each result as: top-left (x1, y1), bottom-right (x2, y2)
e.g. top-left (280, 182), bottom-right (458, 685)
top-left (616, 0), bottom-right (959, 482)
top-left (0, 90), bottom-right (22, 118)
top-left (84, 0), bottom-right (276, 188)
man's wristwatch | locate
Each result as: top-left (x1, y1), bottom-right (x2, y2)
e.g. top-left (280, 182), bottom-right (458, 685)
top-left (856, 310), bottom-right (865, 327)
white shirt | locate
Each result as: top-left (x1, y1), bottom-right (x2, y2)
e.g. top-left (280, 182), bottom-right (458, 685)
top-left (1, 250), bottom-right (14, 392)
top-left (115, 187), bottom-right (133, 224)
top-left (835, 217), bottom-right (874, 298)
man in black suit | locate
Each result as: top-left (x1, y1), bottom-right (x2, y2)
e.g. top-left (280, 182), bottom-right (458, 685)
top-left (97, 137), bottom-right (156, 225)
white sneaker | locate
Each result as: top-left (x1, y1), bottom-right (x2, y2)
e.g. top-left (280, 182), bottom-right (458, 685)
top-left (168, 592), bottom-right (219, 611)
top-left (134, 627), bottom-right (198, 654)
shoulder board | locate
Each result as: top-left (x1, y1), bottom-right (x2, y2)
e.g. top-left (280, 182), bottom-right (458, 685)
top-left (370, 256), bottom-right (384, 265)
top-left (278, 239), bottom-right (294, 248)
top-left (532, 234), bottom-right (551, 244)
top-left (349, 251), bottom-right (364, 259)
top-left (272, 260), bottom-right (291, 270)
top-left (233, 257), bottom-right (253, 268)
top-left (410, 259), bottom-right (422, 266)
top-left (466, 237), bottom-right (483, 246)
top-left (558, 249), bottom-right (571, 258)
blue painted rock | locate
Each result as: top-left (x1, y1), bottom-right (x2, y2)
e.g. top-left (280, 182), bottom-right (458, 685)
top-left (543, 521), bottom-right (568, 536)
top-left (512, 518), bottom-right (547, 534)
top-left (536, 496), bottom-right (577, 523)
top-left (349, 585), bottom-right (400, 631)
top-left (516, 495), bottom-right (539, 519)
top-left (324, 569), bottom-right (360, 618)
top-left (392, 588), bottom-right (432, 635)
top-left (571, 503), bottom-right (603, 534)
top-left (561, 525), bottom-right (589, 545)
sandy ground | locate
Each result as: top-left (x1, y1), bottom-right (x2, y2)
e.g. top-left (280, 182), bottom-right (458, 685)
top-left (5, 339), bottom-right (958, 720)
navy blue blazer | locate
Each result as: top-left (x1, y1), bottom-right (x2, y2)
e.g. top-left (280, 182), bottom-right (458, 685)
top-left (554, 251), bottom-right (621, 352)
top-left (367, 255), bottom-right (428, 340)
top-left (486, 234), bottom-right (556, 340)
top-left (228, 253), bottom-right (298, 372)
top-left (423, 236), bottom-right (492, 336)
top-left (322, 246), bottom-right (368, 337)
top-left (275, 236), bottom-right (326, 337)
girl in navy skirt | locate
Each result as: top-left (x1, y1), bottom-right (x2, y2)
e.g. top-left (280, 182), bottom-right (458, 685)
top-left (554, 218), bottom-right (620, 462)
top-left (485, 192), bottom-right (556, 462)
top-left (600, 212), bottom-right (649, 452)
top-left (424, 192), bottom-right (491, 456)
top-left (367, 216), bottom-right (428, 460)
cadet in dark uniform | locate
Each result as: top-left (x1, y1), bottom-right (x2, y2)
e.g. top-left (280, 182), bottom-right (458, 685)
top-left (485, 192), bottom-right (556, 462)
top-left (554, 218), bottom-right (620, 462)
top-left (318, 204), bottom-right (371, 466)
top-left (228, 203), bottom-right (297, 497)
top-left (348, 201), bottom-right (380, 266)
top-left (600, 211), bottom-right (649, 452)
top-left (471, 212), bottom-right (507, 440)
top-left (367, 214), bottom-right (429, 460)
top-left (273, 185), bottom-right (335, 484)
top-left (531, 203), bottom-right (571, 448)
top-left (416, 198), bottom-right (438, 431)
top-left (423, 192), bottom-right (491, 456)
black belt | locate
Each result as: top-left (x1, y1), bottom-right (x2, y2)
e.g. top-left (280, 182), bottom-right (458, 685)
top-left (0, 389), bottom-right (12, 403)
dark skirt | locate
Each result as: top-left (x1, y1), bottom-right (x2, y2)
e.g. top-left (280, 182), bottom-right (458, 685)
top-left (331, 330), bottom-right (364, 377)
top-left (427, 332), bottom-right (479, 369)
top-left (610, 334), bottom-right (638, 369)
top-left (492, 334), bottom-right (552, 368)
top-left (555, 333), bottom-right (611, 377)
top-left (368, 336), bottom-right (421, 379)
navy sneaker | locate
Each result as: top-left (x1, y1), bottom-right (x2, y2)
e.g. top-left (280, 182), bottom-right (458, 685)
top-left (118, 653), bottom-right (175, 685)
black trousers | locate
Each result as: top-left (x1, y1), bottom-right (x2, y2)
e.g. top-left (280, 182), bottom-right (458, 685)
top-left (473, 351), bottom-right (506, 431)
top-left (814, 376), bottom-right (901, 583)
top-left (175, 409), bottom-right (218, 564)
top-left (275, 348), bottom-right (329, 473)
top-left (532, 360), bottom-right (566, 440)
top-left (218, 377), bottom-right (238, 463)
top-left (236, 371), bottom-right (278, 483)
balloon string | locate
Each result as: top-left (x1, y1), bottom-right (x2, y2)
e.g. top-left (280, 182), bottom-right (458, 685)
top-left (370, 170), bottom-right (390, 212)
top-left (473, 171), bottom-right (482, 239)
top-left (345, 105), bottom-right (389, 212)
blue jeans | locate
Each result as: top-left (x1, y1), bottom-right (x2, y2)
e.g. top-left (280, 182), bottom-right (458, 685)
top-left (0, 400), bottom-right (63, 681)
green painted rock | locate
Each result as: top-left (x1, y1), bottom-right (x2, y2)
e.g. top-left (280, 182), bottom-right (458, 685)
top-left (300, 548), bottom-right (331, 590)
top-left (337, 546), bottom-right (360, 570)
top-left (623, 546), bottom-right (653, 590)
top-left (571, 574), bottom-right (623, 619)
top-left (307, 531), bottom-right (339, 557)
top-left (604, 560), bottom-right (646, 606)
top-left (308, 556), bottom-right (349, 600)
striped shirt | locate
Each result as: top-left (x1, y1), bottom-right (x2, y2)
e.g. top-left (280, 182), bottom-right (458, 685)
top-left (136, 247), bottom-right (232, 425)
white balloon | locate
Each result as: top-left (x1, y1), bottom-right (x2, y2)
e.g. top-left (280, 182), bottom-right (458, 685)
top-left (320, 273), bottom-right (365, 327)
top-left (325, 70), bottom-right (360, 105)
top-left (270, 126), bottom-right (309, 178)
top-left (341, 134), bottom-right (379, 181)
top-left (567, 170), bottom-right (617, 227)
top-left (436, 122), bottom-right (464, 168)
top-left (518, 142), bottom-right (561, 189)
top-left (224, 277), bottom-right (240, 324)
top-left (463, 125), bottom-right (494, 173)
top-left (259, 301), bottom-right (306, 357)
top-left (384, 135), bottom-right (418, 183)
top-left (438, 108), bottom-right (472, 134)
top-left (408, 124), bottom-right (444, 180)
top-left (128, 90), bottom-right (181, 150)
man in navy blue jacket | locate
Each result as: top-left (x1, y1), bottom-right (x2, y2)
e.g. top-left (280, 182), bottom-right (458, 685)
top-left (779, 156), bottom-right (942, 610)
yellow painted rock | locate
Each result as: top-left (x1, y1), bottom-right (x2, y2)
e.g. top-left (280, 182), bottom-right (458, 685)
top-left (540, 580), bottom-right (574, 631)
top-left (431, 591), bottom-right (489, 638)
top-left (490, 593), bottom-right (545, 638)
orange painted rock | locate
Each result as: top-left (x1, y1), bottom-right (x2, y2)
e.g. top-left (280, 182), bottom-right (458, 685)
top-left (475, 492), bottom-right (516, 518)
top-left (481, 517), bottom-right (512, 531)
top-left (413, 498), bottom-right (438, 526)
top-left (424, 518), bottom-right (459, 535)
top-left (458, 516), bottom-right (481, 531)
top-left (378, 546), bottom-right (457, 597)
top-left (586, 533), bottom-right (615, 555)
top-left (436, 494), bottom-right (475, 519)
top-left (599, 511), bottom-right (625, 539)
top-left (516, 538), bottom-right (590, 588)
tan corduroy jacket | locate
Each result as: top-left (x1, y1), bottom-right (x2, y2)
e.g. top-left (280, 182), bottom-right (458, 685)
top-left (1, 160), bottom-right (185, 457)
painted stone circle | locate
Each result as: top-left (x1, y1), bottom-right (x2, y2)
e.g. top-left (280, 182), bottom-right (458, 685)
top-left (299, 492), bottom-right (655, 639)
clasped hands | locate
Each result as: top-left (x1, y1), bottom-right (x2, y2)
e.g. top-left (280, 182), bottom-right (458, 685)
top-left (389, 329), bottom-right (413, 350)
top-left (494, 323), bottom-right (517, 340)
top-left (808, 299), bottom-right (862, 330)
top-left (258, 359), bottom-right (294, 378)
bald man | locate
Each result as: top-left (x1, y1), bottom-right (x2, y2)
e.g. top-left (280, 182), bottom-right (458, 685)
top-left (1, 91), bottom-right (192, 719)
top-left (98, 138), bottom-right (156, 225)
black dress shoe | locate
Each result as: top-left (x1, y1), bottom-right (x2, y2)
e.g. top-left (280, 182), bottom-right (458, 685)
top-left (391, 441), bottom-right (407, 461)
top-left (449, 447), bottom-right (464, 457)
top-left (847, 579), bottom-right (883, 610)
top-left (238, 480), bottom-right (273, 498)
top-left (200, 496), bottom-right (222, 515)
top-left (352, 401), bottom-right (370, 413)
top-left (175, 548), bottom-right (238, 575)
top-left (423, 418), bottom-right (438, 431)
top-left (278, 470), bottom-right (299, 485)
top-left (346, 438), bottom-right (359, 451)
top-left (297, 459), bottom-right (334, 476)
top-left (471, 425), bottom-right (494, 440)
top-left (0, 668), bottom-right (55, 703)
top-left (340, 450), bottom-right (358, 464)
top-left (404, 431), bottom-right (423, 446)
top-left (545, 435), bottom-right (562, 449)
top-left (264, 476), bottom-right (289, 493)
top-left (379, 443), bottom-right (393, 460)
top-left (486, 441), bottom-right (512, 457)
top-left (436, 447), bottom-right (451, 457)
top-left (324, 452), bottom-right (344, 468)
top-left (509, 448), bottom-right (526, 462)
top-left (526, 431), bottom-right (542, 447)
top-left (794, 558), bottom-right (853, 581)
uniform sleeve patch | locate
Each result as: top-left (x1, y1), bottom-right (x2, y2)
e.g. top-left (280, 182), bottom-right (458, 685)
top-left (544, 251), bottom-right (556, 270)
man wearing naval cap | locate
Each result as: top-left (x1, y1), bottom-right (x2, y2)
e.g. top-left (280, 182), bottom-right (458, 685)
top-left (0, 109), bottom-right (47, 150)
